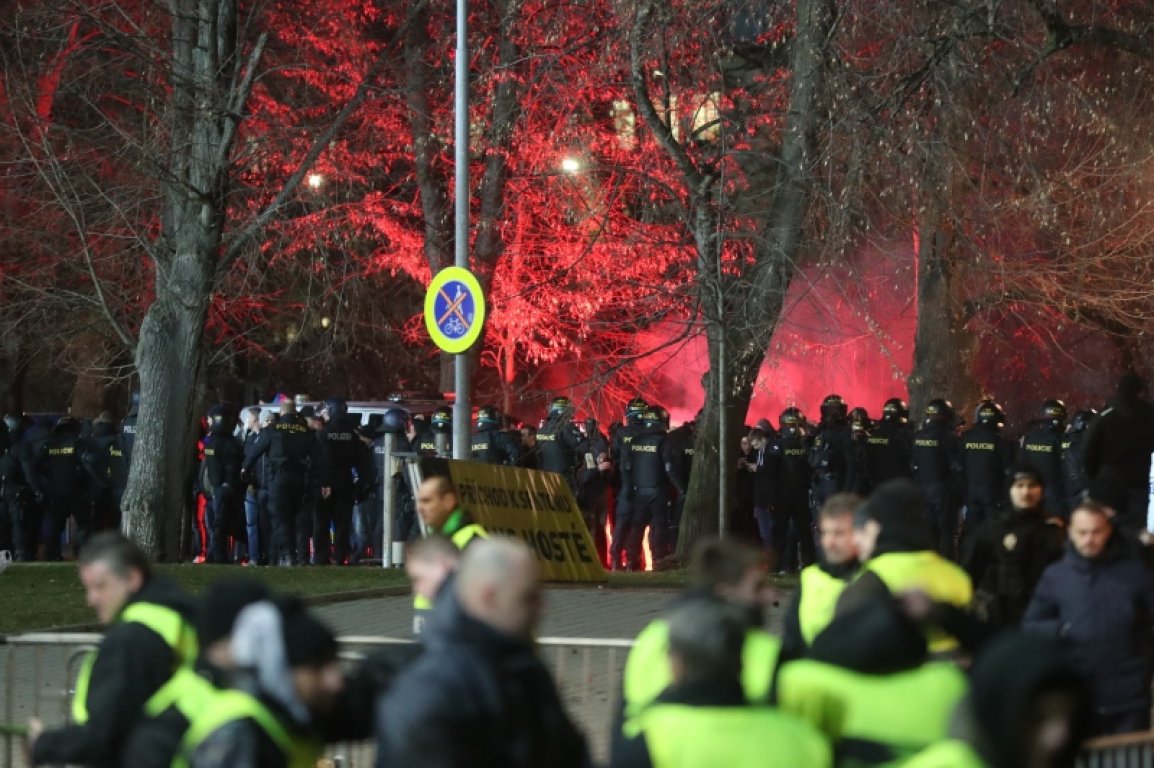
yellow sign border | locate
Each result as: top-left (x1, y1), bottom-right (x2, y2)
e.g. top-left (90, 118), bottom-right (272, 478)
top-left (424, 266), bottom-right (487, 354)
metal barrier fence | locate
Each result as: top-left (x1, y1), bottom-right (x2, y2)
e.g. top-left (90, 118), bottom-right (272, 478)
top-left (6, 631), bottom-right (1150, 768)
top-left (1, 633), bottom-right (631, 768)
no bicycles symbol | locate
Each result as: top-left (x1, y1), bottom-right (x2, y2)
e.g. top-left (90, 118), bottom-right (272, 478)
top-left (424, 266), bottom-right (486, 354)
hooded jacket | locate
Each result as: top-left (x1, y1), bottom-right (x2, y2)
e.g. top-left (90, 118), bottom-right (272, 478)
top-left (1023, 537), bottom-right (1154, 715)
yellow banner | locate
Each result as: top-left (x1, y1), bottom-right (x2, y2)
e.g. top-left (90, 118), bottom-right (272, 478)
top-left (443, 460), bottom-right (607, 582)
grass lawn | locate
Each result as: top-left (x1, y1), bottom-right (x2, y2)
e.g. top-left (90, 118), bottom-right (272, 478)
top-left (0, 563), bottom-right (792, 634)
top-left (0, 563), bottom-right (409, 634)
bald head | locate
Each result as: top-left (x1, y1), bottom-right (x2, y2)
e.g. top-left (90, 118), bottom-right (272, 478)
top-left (455, 537), bottom-right (541, 639)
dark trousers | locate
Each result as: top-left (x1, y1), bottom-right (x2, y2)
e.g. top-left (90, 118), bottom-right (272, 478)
top-left (577, 484), bottom-right (609, 568)
top-left (610, 492), bottom-right (633, 569)
top-left (647, 490), bottom-right (673, 563)
top-left (776, 491), bottom-right (815, 572)
top-left (208, 485), bottom-right (242, 563)
top-left (43, 494), bottom-right (89, 561)
top-left (270, 474), bottom-right (306, 565)
top-left (921, 483), bottom-right (958, 560)
top-left (314, 486), bottom-right (354, 565)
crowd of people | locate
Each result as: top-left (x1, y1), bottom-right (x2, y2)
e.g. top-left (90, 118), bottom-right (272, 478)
top-left (21, 457), bottom-right (1150, 767)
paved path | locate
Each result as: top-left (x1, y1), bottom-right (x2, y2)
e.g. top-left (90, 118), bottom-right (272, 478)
top-left (1, 585), bottom-right (793, 767)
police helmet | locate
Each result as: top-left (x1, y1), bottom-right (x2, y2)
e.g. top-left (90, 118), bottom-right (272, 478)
top-left (378, 408), bottom-right (409, 435)
top-left (319, 397), bottom-right (347, 422)
top-left (476, 405), bottom-right (501, 429)
top-left (924, 398), bottom-right (955, 423)
top-left (431, 406), bottom-right (452, 433)
top-left (206, 404), bottom-right (232, 433)
top-left (1041, 398), bottom-right (1067, 426)
top-left (2, 414), bottom-right (21, 432)
top-left (881, 398), bottom-right (909, 424)
top-left (1070, 409), bottom-right (1097, 432)
top-left (820, 394), bottom-right (848, 423)
top-left (652, 405), bottom-right (670, 429)
top-left (974, 400), bottom-right (1005, 429)
top-left (625, 397), bottom-right (648, 425)
top-left (779, 407), bottom-right (803, 431)
top-left (548, 397), bottom-right (573, 419)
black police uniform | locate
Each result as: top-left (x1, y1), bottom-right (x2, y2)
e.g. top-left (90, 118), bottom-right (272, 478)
top-left (661, 420), bottom-right (695, 557)
top-left (243, 414), bottom-right (318, 565)
top-left (773, 426), bottom-right (816, 571)
top-left (1020, 423), bottom-right (1067, 519)
top-left (866, 419), bottom-right (913, 485)
top-left (911, 420), bottom-right (961, 558)
top-left (613, 420), bottom-right (670, 570)
top-left (576, 423), bottom-right (612, 566)
top-left (808, 421), bottom-right (853, 511)
top-left (89, 419), bottom-right (125, 533)
top-left (315, 414), bottom-right (374, 565)
top-left (537, 415), bottom-right (586, 487)
top-left (1061, 417), bottom-right (1093, 512)
top-left (960, 422), bottom-right (1013, 536)
top-left (201, 424), bottom-right (244, 563)
top-left (610, 418), bottom-right (646, 567)
top-left (471, 425), bottom-right (522, 465)
top-left (0, 423), bottom-right (34, 560)
top-left (34, 419), bottom-right (98, 561)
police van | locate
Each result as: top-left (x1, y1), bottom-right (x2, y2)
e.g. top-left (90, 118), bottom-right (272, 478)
top-left (237, 393), bottom-right (450, 434)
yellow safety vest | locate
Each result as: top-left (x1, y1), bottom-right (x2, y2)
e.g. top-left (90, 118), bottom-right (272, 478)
top-left (412, 513), bottom-right (489, 632)
top-left (622, 617), bottom-right (780, 721)
top-left (864, 551), bottom-right (973, 654)
top-left (626, 703), bottom-right (832, 768)
top-left (798, 565), bottom-right (851, 645)
top-left (776, 659), bottom-right (968, 765)
top-left (176, 689), bottom-right (320, 768)
top-left (72, 601), bottom-right (198, 724)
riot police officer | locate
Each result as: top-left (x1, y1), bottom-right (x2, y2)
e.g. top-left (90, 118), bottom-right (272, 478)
top-left (774, 407), bottom-right (815, 572)
top-left (808, 395), bottom-right (854, 512)
top-left (846, 407), bottom-right (873, 496)
top-left (911, 399), bottom-right (961, 559)
top-left (120, 391), bottom-right (140, 469)
top-left (243, 402), bottom-right (319, 565)
top-left (33, 416), bottom-right (98, 560)
top-left (1020, 399), bottom-right (1068, 518)
top-left (200, 405), bottom-right (244, 563)
top-left (1062, 409), bottom-right (1097, 512)
top-left (88, 412), bottom-right (125, 533)
top-left (537, 397), bottom-right (587, 487)
top-left (0, 414), bottom-right (35, 560)
top-left (411, 413), bottom-right (439, 457)
top-left (314, 397), bottom-right (374, 565)
top-left (576, 418), bottom-right (612, 566)
top-left (610, 397), bottom-right (648, 569)
top-left (613, 408), bottom-right (670, 570)
top-left (867, 398), bottom-right (913, 484)
top-left (661, 413), bottom-right (696, 558)
top-left (960, 399), bottom-right (1013, 547)
top-left (471, 406), bottom-right (522, 465)
top-left (425, 407), bottom-right (453, 458)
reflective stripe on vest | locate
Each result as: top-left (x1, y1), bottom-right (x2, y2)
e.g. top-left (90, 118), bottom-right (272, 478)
top-left (864, 551), bottom-right (973, 653)
top-left (776, 659), bottom-right (968, 762)
top-left (631, 703), bottom-right (832, 768)
top-left (622, 619), bottom-right (780, 721)
top-left (900, 738), bottom-right (988, 768)
top-left (143, 666), bottom-right (218, 721)
top-left (411, 522), bottom-right (489, 633)
top-left (72, 601), bottom-right (197, 724)
top-left (798, 565), bottom-right (850, 645)
top-left (176, 689), bottom-right (319, 768)
top-left (450, 523), bottom-right (488, 550)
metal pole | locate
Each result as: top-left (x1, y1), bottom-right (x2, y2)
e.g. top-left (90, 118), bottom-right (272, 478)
top-left (718, 332), bottom-right (727, 538)
top-left (381, 433), bottom-right (396, 568)
top-left (452, 0), bottom-right (471, 460)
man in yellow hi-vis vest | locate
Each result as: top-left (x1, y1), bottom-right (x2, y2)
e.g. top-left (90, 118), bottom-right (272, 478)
top-left (412, 476), bottom-right (488, 635)
top-left (26, 532), bottom-right (197, 767)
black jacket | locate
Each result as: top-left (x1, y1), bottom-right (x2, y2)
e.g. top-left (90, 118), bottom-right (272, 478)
top-left (1084, 397), bottom-right (1154, 490)
top-left (375, 591), bottom-right (589, 768)
top-left (1023, 538), bottom-right (1154, 715)
top-left (963, 507), bottom-right (1063, 629)
top-left (32, 577), bottom-right (195, 768)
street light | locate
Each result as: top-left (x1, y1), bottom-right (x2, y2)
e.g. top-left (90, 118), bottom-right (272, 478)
top-left (560, 156), bottom-right (582, 174)
top-left (307, 173), bottom-right (325, 190)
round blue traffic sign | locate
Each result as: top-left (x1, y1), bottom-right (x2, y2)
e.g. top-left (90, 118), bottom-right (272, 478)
top-left (424, 267), bottom-right (486, 354)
